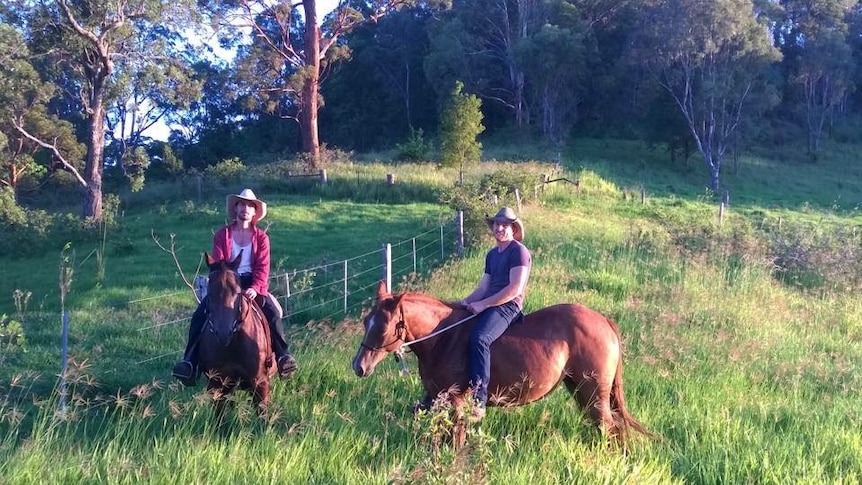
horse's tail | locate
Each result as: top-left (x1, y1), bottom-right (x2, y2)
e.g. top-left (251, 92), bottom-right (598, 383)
top-left (606, 317), bottom-right (660, 442)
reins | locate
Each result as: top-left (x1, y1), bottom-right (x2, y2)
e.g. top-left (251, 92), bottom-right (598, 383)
top-left (205, 266), bottom-right (264, 346)
top-left (358, 303), bottom-right (478, 375)
top-left (398, 312), bottom-right (477, 351)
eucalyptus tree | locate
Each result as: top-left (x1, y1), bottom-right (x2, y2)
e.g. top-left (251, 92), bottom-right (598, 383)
top-left (0, 24), bottom-right (86, 202)
top-left (776, 0), bottom-right (856, 155)
top-left (425, 0), bottom-right (542, 128)
top-left (513, 1), bottom-right (585, 144)
top-left (25, 0), bottom-right (198, 222)
top-left (105, 28), bottom-right (203, 162)
top-left (319, 7), bottom-right (438, 149)
top-left (207, 0), bottom-right (435, 168)
top-left (631, 0), bottom-right (781, 192)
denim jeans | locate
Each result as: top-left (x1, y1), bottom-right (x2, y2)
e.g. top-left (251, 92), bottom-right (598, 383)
top-left (468, 301), bottom-right (521, 405)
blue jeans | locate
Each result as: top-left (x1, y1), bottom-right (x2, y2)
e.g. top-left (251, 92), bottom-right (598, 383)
top-left (468, 301), bottom-right (521, 405)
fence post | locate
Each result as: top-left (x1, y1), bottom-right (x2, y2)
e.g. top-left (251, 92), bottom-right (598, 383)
top-left (283, 272), bottom-right (291, 317)
top-left (515, 188), bottom-right (522, 213)
top-left (343, 260), bottom-right (348, 314)
top-left (456, 210), bottom-right (464, 257)
top-left (59, 310), bottom-right (69, 414)
top-left (386, 173), bottom-right (395, 185)
top-left (412, 238), bottom-right (417, 274)
top-left (383, 243), bottom-right (392, 293)
top-left (320, 169), bottom-right (328, 184)
top-left (640, 185), bottom-right (646, 205)
top-left (440, 225), bottom-right (445, 260)
top-left (719, 202), bottom-right (725, 225)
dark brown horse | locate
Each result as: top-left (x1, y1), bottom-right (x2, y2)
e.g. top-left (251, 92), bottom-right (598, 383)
top-left (352, 281), bottom-right (654, 442)
top-left (198, 252), bottom-right (275, 418)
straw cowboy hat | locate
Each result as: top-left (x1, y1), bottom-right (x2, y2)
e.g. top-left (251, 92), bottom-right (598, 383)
top-left (486, 206), bottom-right (524, 242)
top-left (226, 188), bottom-right (267, 224)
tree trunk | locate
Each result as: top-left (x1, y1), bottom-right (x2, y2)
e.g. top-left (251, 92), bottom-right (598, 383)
top-left (84, 94), bottom-right (106, 222)
top-left (301, 0), bottom-right (321, 168)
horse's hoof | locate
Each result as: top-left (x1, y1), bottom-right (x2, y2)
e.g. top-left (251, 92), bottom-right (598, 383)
top-left (468, 404), bottom-right (486, 422)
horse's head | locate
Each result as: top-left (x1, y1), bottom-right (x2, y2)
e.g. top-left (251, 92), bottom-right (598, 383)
top-left (352, 281), bottom-right (408, 377)
top-left (204, 251), bottom-right (243, 347)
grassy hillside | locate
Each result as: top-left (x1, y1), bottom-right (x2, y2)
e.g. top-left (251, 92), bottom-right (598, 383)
top-left (1, 142), bottom-right (860, 483)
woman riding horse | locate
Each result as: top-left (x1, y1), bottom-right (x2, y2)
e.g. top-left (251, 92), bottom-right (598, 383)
top-left (172, 189), bottom-right (298, 385)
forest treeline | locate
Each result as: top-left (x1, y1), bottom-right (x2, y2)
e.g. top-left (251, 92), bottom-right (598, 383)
top-left (2, 0), bottom-right (861, 221)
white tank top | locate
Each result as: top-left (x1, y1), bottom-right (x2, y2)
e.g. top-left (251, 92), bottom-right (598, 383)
top-left (231, 238), bottom-right (253, 274)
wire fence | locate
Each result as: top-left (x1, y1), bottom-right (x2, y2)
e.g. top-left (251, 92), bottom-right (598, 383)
top-left (273, 216), bottom-right (461, 324)
top-left (139, 212), bottom-right (464, 331)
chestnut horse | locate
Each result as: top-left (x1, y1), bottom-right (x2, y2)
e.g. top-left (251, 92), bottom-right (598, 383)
top-left (352, 281), bottom-right (654, 442)
top-left (198, 252), bottom-right (275, 418)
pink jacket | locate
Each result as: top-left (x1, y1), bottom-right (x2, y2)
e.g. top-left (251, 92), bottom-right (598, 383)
top-left (211, 225), bottom-right (271, 296)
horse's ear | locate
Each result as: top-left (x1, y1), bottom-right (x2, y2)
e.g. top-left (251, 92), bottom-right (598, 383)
top-left (229, 250), bottom-right (242, 270)
top-left (376, 280), bottom-right (389, 300)
top-left (205, 252), bottom-right (215, 267)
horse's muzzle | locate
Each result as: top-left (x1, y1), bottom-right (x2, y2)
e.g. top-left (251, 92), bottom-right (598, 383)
top-left (351, 348), bottom-right (377, 377)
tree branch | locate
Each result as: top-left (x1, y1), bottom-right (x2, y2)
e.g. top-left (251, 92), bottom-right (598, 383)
top-left (11, 120), bottom-right (88, 187)
top-left (151, 230), bottom-right (202, 303)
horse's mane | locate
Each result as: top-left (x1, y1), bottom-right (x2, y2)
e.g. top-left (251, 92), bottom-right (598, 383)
top-left (395, 291), bottom-right (473, 327)
top-left (395, 291), bottom-right (453, 308)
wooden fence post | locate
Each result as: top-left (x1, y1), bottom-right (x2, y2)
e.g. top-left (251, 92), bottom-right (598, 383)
top-left (386, 173), bottom-right (395, 185)
top-left (320, 169), bottom-right (328, 184)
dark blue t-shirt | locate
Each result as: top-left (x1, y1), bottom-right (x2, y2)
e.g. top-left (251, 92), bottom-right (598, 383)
top-left (482, 240), bottom-right (531, 309)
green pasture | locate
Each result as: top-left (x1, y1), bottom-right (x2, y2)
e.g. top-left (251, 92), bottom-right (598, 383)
top-left (1, 144), bottom-right (861, 483)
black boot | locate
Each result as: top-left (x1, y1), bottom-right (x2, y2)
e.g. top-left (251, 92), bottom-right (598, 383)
top-left (262, 297), bottom-right (298, 378)
top-left (172, 300), bottom-right (206, 386)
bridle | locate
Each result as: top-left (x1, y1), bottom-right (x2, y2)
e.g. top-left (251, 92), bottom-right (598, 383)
top-left (358, 303), bottom-right (478, 365)
top-left (359, 306), bottom-right (408, 353)
top-left (204, 268), bottom-right (261, 346)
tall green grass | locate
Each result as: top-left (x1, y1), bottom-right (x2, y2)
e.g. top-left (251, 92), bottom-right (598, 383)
top-left (1, 145), bottom-right (861, 482)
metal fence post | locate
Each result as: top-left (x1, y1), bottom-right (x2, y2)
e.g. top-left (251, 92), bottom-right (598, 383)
top-left (343, 260), bottom-right (348, 314)
top-left (440, 225), bottom-right (444, 260)
top-left (412, 238), bottom-right (417, 274)
top-left (383, 243), bottom-right (392, 293)
top-left (456, 210), bottom-right (464, 257)
top-left (59, 310), bottom-right (69, 414)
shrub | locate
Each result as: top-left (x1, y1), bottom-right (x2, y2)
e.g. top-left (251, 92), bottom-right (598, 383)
top-left (396, 128), bottom-right (433, 162)
top-left (767, 222), bottom-right (862, 291)
top-left (204, 157), bottom-right (246, 183)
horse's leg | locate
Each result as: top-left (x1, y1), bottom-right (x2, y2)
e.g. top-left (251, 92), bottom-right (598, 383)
top-left (208, 379), bottom-right (230, 427)
top-left (563, 371), bottom-right (615, 436)
top-left (412, 393), bottom-right (433, 414)
top-left (252, 378), bottom-right (270, 417)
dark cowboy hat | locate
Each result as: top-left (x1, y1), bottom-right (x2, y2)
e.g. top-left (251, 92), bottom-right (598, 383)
top-left (226, 188), bottom-right (267, 224)
top-left (485, 206), bottom-right (524, 242)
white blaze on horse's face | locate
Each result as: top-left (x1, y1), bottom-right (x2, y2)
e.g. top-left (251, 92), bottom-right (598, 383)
top-left (366, 314), bottom-right (378, 334)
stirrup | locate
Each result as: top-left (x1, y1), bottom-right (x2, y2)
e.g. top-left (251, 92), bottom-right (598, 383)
top-left (277, 355), bottom-right (298, 378)
top-left (172, 360), bottom-right (197, 386)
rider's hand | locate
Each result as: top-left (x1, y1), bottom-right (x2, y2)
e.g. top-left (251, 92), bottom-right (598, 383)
top-left (245, 288), bottom-right (258, 300)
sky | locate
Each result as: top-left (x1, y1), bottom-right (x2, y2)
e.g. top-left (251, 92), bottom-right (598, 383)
top-left (143, 0), bottom-right (341, 142)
